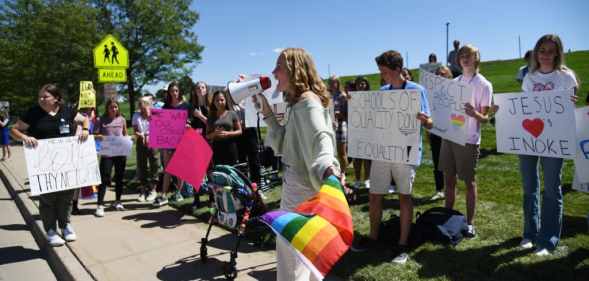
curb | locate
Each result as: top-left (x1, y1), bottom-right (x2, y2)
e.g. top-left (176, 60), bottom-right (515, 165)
top-left (0, 162), bottom-right (96, 281)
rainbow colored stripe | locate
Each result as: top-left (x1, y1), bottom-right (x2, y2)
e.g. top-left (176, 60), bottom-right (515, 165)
top-left (260, 176), bottom-right (353, 279)
top-left (451, 113), bottom-right (465, 127)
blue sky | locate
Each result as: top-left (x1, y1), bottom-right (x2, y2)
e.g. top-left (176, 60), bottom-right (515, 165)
top-left (151, 0), bottom-right (588, 90)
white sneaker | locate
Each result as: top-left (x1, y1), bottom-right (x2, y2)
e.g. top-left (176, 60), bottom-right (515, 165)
top-left (95, 205), bottom-right (105, 217)
top-left (145, 191), bottom-right (157, 202)
top-left (114, 202), bottom-right (125, 211)
top-left (62, 224), bottom-right (77, 242)
top-left (388, 185), bottom-right (397, 194)
top-left (392, 252), bottom-right (409, 264)
top-left (137, 193), bottom-right (146, 202)
top-left (431, 191), bottom-right (445, 200)
top-left (519, 238), bottom-right (533, 249)
top-left (364, 180), bottom-right (370, 189)
top-left (47, 229), bottom-right (65, 247)
top-left (534, 248), bottom-right (551, 256)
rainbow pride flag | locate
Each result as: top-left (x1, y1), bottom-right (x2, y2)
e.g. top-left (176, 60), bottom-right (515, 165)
top-left (260, 176), bottom-right (353, 280)
top-left (451, 113), bottom-right (466, 127)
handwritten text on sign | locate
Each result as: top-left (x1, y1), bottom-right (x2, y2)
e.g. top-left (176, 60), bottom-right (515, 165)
top-left (419, 69), bottom-right (473, 145)
top-left (494, 90), bottom-right (576, 159)
top-left (573, 106), bottom-right (589, 191)
top-left (78, 81), bottom-right (96, 109)
top-left (149, 109), bottom-right (187, 149)
top-left (99, 136), bottom-right (133, 157)
top-left (348, 90), bottom-right (421, 164)
top-left (24, 136), bottom-right (101, 195)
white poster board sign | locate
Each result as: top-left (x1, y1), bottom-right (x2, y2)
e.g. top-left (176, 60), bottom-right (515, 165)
top-left (244, 90), bottom-right (284, 128)
top-left (419, 69), bottom-right (473, 145)
top-left (24, 136), bottom-right (101, 195)
top-left (573, 106), bottom-right (589, 192)
top-left (494, 90), bottom-right (576, 159)
top-left (99, 136), bottom-right (133, 157)
top-left (348, 90), bottom-right (422, 164)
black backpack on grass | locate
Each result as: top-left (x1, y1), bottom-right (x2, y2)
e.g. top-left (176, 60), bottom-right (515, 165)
top-left (414, 207), bottom-right (468, 246)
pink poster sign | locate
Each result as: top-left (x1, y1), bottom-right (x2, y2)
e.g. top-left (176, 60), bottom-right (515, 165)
top-left (165, 129), bottom-right (212, 191)
top-left (148, 108), bottom-right (187, 149)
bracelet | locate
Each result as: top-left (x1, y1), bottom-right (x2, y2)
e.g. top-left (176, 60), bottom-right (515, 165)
top-left (82, 128), bottom-right (89, 131)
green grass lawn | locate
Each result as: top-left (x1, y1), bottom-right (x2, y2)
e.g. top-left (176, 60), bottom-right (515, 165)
top-left (118, 52), bottom-right (589, 281)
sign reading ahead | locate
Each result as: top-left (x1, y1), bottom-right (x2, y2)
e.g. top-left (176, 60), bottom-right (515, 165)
top-left (494, 90), bottom-right (576, 159)
top-left (348, 90), bottom-right (422, 165)
top-left (93, 34), bottom-right (128, 83)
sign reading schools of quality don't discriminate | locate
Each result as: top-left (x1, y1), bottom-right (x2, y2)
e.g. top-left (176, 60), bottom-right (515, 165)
top-left (93, 34), bottom-right (129, 83)
top-left (24, 136), bottom-right (101, 196)
top-left (494, 89), bottom-right (577, 159)
top-left (347, 89), bottom-right (422, 165)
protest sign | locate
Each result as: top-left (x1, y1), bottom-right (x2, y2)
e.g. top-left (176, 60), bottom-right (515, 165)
top-left (0, 101), bottom-right (9, 114)
top-left (419, 63), bottom-right (442, 74)
top-left (348, 89), bottom-right (422, 165)
top-left (419, 69), bottom-right (473, 145)
top-left (494, 90), bottom-right (576, 159)
top-left (165, 129), bottom-right (212, 191)
top-left (78, 81), bottom-right (96, 109)
top-left (24, 136), bottom-right (101, 195)
top-left (148, 108), bottom-right (187, 149)
top-left (98, 136), bottom-right (133, 157)
top-left (573, 106), bottom-right (589, 192)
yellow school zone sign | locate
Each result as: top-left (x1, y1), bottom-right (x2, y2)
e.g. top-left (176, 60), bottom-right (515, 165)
top-left (93, 34), bottom-right (129, 83)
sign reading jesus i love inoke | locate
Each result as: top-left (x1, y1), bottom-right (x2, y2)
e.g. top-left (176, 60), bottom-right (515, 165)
top-left (494, 89), bottom-right (576, 159)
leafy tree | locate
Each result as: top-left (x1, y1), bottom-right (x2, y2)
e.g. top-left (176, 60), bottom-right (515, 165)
top-left (93, 0), bottom-right (204, 115)
top-left (0, 0), bottom-right (100, 116)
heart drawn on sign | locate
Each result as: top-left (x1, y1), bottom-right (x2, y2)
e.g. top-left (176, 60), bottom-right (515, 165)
top-left (522, 118), bottom-right (544, 138)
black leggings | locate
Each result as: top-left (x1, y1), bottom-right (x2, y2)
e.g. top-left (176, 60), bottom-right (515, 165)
top-left (97, 156), bottom-right (127, 205)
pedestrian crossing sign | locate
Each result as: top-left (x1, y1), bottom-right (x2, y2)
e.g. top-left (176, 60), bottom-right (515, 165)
top-left (93, 34), bottom-right (129, 69)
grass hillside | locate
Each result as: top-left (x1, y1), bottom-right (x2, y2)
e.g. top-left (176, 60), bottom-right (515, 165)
top-left (340, 50), bottom-right (589, 105)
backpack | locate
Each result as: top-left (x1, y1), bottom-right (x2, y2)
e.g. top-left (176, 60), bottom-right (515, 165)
top-left (414, 207), bottom-right (468, 246)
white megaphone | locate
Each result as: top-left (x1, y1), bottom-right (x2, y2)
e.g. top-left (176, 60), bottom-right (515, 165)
top-left (227, 76), bottom-right (271, 104)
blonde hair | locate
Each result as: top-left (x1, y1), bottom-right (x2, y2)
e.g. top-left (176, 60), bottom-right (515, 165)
top-left (457, 44), bottom-right (481, 72)
top-left (281, 48), bottom-right (330, 107)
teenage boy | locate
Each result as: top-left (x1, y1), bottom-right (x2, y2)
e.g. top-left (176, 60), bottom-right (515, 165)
top-left (440, 44), bottom-right (493, 238)
top-left (352, 50), bottom-right (433, 265)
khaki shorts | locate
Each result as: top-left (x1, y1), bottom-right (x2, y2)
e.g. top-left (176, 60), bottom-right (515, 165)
top-left (369, 161), bottom-right (416, 195)
top-left (439, 139), bottom-right (480, 182)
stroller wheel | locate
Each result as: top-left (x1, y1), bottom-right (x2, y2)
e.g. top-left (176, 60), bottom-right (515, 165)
top-left (223, 262), bottom-right (237, 280)
top-left (200, 244), bottom-right (208, 263)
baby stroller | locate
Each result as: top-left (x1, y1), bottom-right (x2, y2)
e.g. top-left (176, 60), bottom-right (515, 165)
top-left (200, 165), bottom-right (267, 280)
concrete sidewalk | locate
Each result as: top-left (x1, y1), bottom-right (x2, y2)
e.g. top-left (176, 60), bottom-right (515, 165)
top-left (0, 166), bottom-right (57, 281)
top-left (0, 146), bottom-right (277, 281)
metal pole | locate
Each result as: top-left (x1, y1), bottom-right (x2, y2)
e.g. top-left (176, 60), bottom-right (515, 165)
top-left (518, 35), bottom-right (522, 58)
top-left (446, 22), bottom-right (450, 66)
top-left (328, 64), bottom-right (331, 78)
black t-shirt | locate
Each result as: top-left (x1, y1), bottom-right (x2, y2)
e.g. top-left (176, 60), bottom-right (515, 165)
top-left (190, 105), bottom-right (209, 130)
top-left (21, 105), bottom-right (76, 139)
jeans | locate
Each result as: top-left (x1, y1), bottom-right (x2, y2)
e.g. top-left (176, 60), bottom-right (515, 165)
top-left (136, 140), bottom-right (158, 187)
top-left (98, 156), bottom-right (127, 205)
top-left (519, 154), bottom-right (563, 251)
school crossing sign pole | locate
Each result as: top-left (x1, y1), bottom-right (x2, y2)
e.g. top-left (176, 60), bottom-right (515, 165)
top-left (93, 34), bottom-right (128, 83)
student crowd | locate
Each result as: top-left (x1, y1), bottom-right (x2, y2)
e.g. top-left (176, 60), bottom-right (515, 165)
top-left (6, 33), bottom-right (587, 281)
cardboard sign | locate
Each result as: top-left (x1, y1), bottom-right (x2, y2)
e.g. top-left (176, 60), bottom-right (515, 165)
top-left (573, 106), bottom-right (589, 192)
top-left (0, 101), bottom-right (9, 114)
top-left (419, 69), bottom-right (473, 145)
top-left (148, 108), bottom-right (187, 149)
top-left (24, 136), bottom-right (101, 195)
top-left (494, 90), bottom-right (576, 159)
top-left (78, 81), bottom-right (96, 109)
top-left (165, 129), bottom-right (212, 191)
top-left (348, 90), bottom-right (422, 164)
top-left (98, 136), bottom-right (133, 157)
